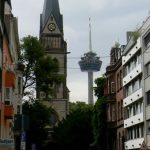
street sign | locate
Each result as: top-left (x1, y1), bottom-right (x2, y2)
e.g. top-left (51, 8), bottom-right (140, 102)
top-left (20, 141), bottom-right (26, 150)
top-left (21, 131), bottom-right (26, 142)
top-left (32, 144), bottom-right (36, 150)
top-left (20, 132), bottom-right (26, 150)
top-left (0, 139), bottom-right (14, 148)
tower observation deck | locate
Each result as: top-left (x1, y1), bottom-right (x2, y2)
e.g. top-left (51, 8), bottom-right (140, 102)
top-left (79, 19), bottom-right (102, 104)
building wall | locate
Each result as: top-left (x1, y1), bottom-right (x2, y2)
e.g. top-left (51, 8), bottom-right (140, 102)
top-left (122, 34), bottom-right (144, 149)
top-left (142, 16), bottom-right (150, 149)
top-left (0, 2), bottom-right (22, 150)
top-left (116, 64), bottom-right (125, 150)
top-left (40, 99), bottom-right (68, 121)
top-left (105, 47), bottom-right (124, 150)
top-left (2, 30), bottom-right (14, 139)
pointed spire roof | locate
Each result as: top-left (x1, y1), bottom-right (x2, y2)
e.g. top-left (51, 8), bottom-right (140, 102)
top-left (41, 0), bottom-right (63, 31)
top-left (5, 0), bottom-right (12, 8)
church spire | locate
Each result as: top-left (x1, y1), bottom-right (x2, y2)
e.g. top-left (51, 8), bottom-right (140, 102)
top-left (41, 0), bottom-right (63, 32)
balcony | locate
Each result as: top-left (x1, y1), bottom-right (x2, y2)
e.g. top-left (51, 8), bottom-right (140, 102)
top-left (123, 88), bottom-right (143, 107)
top-left (4, 105), bottom-right (14, 119)
top-left (125, 138), bottom-right (144, 150)
top-left (122, 38), bottom-right (141, 66)
top-left (124, 112), bottom-right (143, 128)
top-left (123, 64), bottom-right (142, 86)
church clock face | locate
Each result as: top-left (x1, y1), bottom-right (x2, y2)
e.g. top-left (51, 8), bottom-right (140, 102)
top-left (48, 23), bottom-right (56, 31)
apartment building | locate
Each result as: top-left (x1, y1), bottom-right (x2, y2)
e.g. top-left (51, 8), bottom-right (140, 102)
top-left (0, 1), bottom-right (23, 149)
top-left (105, 45), bottom-right (125, 150)
top-left (141, 16), bottom-right (150, 149)
top-left (123, 33), bottom-right (144, 150)
top-left (0, 0), bottom-right (4, 67)
top-left (122, 16), bottom-right (150, 150)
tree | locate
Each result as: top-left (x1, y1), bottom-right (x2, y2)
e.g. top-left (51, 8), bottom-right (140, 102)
top-left (69, 101), bottom-right (92, 113)
top-left (92, 76), bottom-right (107, 150)
top-left (19, 35), bottom-right (63, 97)
top-left (94, 76), bottom-right (106, 99)
top-left (50, 102), bottom-right (94, 150)
top-left (22, 99), bottom-right (56, 150)
top-left (19, 36), bottom-right (44, 95)
top-left (92, 97), bottom-right (107, 150)
top-left (35, 56), bottom-right (64, 98)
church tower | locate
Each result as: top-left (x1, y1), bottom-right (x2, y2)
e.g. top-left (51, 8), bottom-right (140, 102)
top-left (39, 0), bottom-right (69, 120)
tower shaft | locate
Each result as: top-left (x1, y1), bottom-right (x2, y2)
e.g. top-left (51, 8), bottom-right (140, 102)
top-left (88, 71), bottom-right (93, 104)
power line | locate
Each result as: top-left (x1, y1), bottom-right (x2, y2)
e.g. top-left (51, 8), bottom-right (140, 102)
top-left (67, 67), bottom-right (80, 70)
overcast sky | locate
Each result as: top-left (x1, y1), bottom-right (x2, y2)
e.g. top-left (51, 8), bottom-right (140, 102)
top-left (11, 0), bottom-right (150, 103)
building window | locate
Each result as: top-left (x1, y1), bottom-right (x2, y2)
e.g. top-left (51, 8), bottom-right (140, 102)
top-left (118, 102), bottom-right (120, 120)
top-left (111, 82), bottom-right (115, 93)
top-left (121, 100), bottom-right (123, 119)
top-left (5, 88), bottom-right (12, 100)
top-left (107, 104), bottom-right (110, 121)
top-left (117, 73), bottom-right (119, 90)
top-left (145, 62), bottom-right (150, 77)
top-left (146, 90), bottom-right (150, 105)
top-left (144, 32), bottom-right (150, 49)
top-left (107, 79), bottom-right (110, 94)
top-left (5, 87), bottom-right (12, 105)
top-left (18, 77), bottom-right (22, 94)
top-left (147, 120), bottom-right (150, 134)
top-left (126, 124), bottom-right (144, 140)
top-left (120, 70), bottom-right (122, 88)
top-left (125, 77), bottom-right (141, 97)
top-left (112, 104), bottom-right (116, 121)
top-left (17, 105), bottom-right (20, 114)
top-left (124, 52), bottom-right (141, 77)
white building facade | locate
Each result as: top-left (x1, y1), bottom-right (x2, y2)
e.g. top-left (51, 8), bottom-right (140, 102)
top-left (123, 16), bottom-right (150, 150)
top-left (123, 36), bottom-right (144, 150)
top-left (142, 16), bottom-right (150, 149)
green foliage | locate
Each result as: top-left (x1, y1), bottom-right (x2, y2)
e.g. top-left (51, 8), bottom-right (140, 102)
top-left (132, 31), bottom-right (140, 41)
top-left (20, 36), bottom-right (44, 95)
top-left (35, 56), bottom-right (64, 97)
top-left (69, 101), bottom-right (92, 113)
top-left (94, 76), bottom-right (106, 99)
top-left (92, 76), bottom-right (107, 150)
top-left (20, 35), bottom-right (63, 97)
top-left (51, 102), bottom-right (94, 150)
top-left (22, 99), bottom-right (55, 149)
top-left (92, 97), bottom-right (107, 149)
top-left (112, 41), bottom-right (120, 48)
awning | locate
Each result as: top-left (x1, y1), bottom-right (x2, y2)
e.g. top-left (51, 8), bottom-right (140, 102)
top-left (5, 72), bottom-right (15, 88)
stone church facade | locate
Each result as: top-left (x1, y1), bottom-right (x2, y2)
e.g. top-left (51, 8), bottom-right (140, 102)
top-left (38, 0), bottom-right (69, 121)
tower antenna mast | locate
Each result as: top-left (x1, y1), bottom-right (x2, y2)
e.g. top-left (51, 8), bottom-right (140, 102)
top-left (79, 18), bottom-right (102, 104)
top-left (89, 17), bottom-right (92, 52)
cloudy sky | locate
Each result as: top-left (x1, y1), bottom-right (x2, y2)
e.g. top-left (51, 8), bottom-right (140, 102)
top-left (11, 0), bottom-right (150, 103)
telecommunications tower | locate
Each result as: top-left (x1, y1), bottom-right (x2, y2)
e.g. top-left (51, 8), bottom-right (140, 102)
top-left (79, 18), bottom-right (102, 105)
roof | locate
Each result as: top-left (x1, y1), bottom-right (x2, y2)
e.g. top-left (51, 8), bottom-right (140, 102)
top-left (5, 0), bottom-right (11, 9)
top-left (41, 0), bottom-right (63, 32)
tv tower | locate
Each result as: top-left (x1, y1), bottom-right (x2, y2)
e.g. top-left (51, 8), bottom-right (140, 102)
top-left (79, 18), bottom-right (102, 105)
